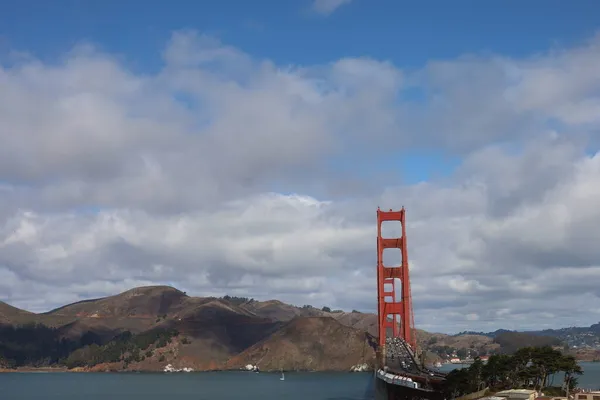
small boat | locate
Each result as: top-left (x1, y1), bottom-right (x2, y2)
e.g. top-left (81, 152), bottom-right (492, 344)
top-left (280, 370), bottom-right (285, 381)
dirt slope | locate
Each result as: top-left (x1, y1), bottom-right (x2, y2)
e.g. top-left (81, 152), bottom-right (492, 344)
top-left (165, 300), bottom-right (282, 360)
top-left (45, 286), bottom-right (190, 318)
top-left (0, 301), bottom-right (34, 324)
top-left (225, 316), bottom-right (377, 371)
top-left (240, 300), bottom-right (327, 321)
top-left (330, 312), bottom-right (378, 336)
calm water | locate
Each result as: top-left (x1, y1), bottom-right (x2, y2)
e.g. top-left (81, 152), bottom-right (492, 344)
top-left (0, 371), bottom-right (375, 400)
top-left (2, 364), bottom-right (598, 399)
top-left (438, 361), bottom-right (600, 389)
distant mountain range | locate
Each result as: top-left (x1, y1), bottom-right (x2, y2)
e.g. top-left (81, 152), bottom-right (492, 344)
top-left (0, 286), bottom-right (598, 372)
top-left (456, 324), bottom-right (600, 348)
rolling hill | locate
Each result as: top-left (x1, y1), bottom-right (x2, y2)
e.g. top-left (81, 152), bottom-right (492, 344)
top-left (225, 316), bottom-right (376, 371)
top-left (0, 285), bottom-right (590, 371)
top-left (45, 286), bottom-right (190, 319)
top-left (0, 301), bottom-right (34, 324)
top-left (0, 286), bottom-right (374, 371)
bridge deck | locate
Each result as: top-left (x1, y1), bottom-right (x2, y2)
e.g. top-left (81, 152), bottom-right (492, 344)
top-left (382, 337), bottom-right (447, 390)
top-left (375, 378), bottom-right (446, 400)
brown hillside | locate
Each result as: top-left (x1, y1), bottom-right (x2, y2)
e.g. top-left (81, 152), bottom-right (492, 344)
top-left (241, 300), bottom-right (379, 335)
top-left (164, 300), bottom-right (282, 362)
top-left (415, 329), bottom-right (499, 352)
top-left (242, 303), bottom-right (432, 349)
top-left (0, 301), bottom-right (34, 324)
top-left (331, 311), bottom-right (378, 336)
top-left (56, 317), bottom-right (158, 341)
top-left (46, 286), bottom-right (189, 318)
top-left (0, 285), bottom-right (509, 371)
top-left (225, 316), bottom-right (376, 371)
top-left (79, 299), bottom-right (284, 372)
top-left (226, 298), bottom-right (499, 358)
top-left (241, 300), bottom-right (326, 321)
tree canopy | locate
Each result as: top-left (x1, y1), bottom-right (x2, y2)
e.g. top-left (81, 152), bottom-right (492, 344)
top-left (0, 323), bottom-right (179, 369)
top-left (443, 346), bottom-right (583, 398)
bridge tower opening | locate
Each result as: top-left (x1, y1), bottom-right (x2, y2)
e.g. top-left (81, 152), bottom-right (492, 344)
top-left (376, 207), bottom-right (416, 352)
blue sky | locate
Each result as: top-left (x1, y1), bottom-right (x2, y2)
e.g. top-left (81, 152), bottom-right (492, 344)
top-left (3, 0), bottom-right (599, 67)
top-left (2, 0), bottom-right (600, 332)
top-left (1, 0), bottom-right (598, 186)
top-left (2, 0), bottom-right (599, 187)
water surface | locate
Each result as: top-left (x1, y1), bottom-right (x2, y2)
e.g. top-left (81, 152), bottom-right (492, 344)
top-left (4, 362), bottom-right (599, 400)
top-left (0, 371), bottom-right (375, 400)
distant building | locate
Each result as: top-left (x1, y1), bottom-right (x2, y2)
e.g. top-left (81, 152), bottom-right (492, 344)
top-left (574, 391), bottom-right (600, 400)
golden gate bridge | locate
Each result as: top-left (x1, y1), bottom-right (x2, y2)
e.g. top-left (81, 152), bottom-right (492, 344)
top-left (374, 207), bottom-right (447, 400)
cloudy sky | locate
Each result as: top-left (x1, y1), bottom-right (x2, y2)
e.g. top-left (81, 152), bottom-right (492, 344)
top-left (1, 0), bottom-right (600, 333)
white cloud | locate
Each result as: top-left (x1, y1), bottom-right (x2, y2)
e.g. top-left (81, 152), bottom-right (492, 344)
top-left (312, 0), bottom-right (352, 16)
top-left (1, 30), bottom-right (600, 333)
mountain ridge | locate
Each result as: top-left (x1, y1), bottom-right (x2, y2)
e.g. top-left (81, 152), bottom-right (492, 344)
top-left (456, 324), bottom-right (600, 344)
top-left (0, 285), bottom-right (597, 371)
top-left (4, 289), bottom-right (598, 337)
top-left (0, 286), bottom-right (378, 371)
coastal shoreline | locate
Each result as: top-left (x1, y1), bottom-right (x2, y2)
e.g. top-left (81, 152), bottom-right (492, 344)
top-left (0, 367), bottom-right (368, 373)
top-left (0, 367), bottom-right (68, 373)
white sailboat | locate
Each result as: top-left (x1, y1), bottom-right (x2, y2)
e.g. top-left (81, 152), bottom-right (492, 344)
top-left (280, 369), bottom-right (285, 381)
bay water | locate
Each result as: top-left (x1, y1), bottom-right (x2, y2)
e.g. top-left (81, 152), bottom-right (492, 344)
top-left (1, 363), bottom-right (598, 399)
top-left (0, 371), bottom-right (375, 400)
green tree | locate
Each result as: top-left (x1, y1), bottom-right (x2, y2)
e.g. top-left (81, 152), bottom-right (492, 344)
top-left (529, 346), bottom-right (563, 389)
top-left (443, 368), bottom-right (472, 398)
top-left (444, 346), bottom-right (585, 397)
top-left (468, 357), bottom-right (485, 391)
top-left (558, 354), bottom-right (583, 397)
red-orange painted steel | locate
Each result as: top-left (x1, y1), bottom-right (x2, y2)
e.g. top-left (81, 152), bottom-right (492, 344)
top-left (376, 207), bottom-right (416, 351)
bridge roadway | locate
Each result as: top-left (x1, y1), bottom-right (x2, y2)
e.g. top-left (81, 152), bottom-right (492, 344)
top-left (381, 337), bottom-right (447, 390)
top-left (375, 338), bottom-right (447, 400)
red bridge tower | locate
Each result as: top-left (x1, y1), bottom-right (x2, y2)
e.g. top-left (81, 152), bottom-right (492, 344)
top-left (376, 207), bottom-right (416, 352)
